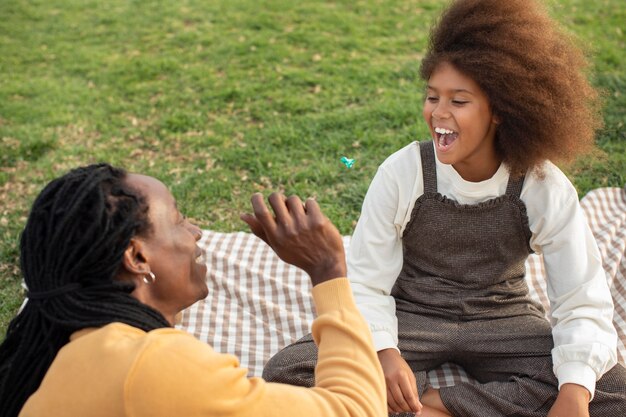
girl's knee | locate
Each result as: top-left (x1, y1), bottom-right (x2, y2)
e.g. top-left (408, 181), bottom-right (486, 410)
top-left (262, 335), bottom-right (318, 386)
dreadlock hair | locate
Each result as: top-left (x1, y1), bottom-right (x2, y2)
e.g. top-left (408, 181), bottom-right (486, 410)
top-left (0, 163), bottom-right (170, 417)
top-left (420, 0), bottom-right (602, 177)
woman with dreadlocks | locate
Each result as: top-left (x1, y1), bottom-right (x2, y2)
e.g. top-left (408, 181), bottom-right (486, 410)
top-left (0, 163), bottom-right (386, 417)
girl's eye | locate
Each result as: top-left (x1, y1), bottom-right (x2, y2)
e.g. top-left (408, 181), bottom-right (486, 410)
top-left (426, 96), bottom-right (439, 102)
top-left (452, 100), bottom-right (469, 105)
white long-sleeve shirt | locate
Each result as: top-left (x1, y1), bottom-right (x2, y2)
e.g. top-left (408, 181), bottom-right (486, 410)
top-left (348, 141), bottom-right (618, 397)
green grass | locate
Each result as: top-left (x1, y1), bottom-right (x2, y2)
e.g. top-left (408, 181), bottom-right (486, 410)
top-left (1, 0), bottom-right (625, 337)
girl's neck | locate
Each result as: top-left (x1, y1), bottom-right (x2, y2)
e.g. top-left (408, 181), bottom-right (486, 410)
top-left (452, 154), bottom-right (502, 183)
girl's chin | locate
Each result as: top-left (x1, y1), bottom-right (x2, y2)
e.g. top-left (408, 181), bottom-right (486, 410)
top-left (433, 143), bottom-right (455, 162)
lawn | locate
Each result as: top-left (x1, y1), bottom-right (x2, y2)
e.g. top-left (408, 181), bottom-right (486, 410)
top-left (1, 0), bottom-right (625, 337)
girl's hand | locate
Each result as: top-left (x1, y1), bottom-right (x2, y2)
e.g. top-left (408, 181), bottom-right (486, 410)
top-left (377, 348), bottom-right (423, 414)
top-left (547, 384), bottom-right (590, 417)
top-left (241, 193), bottom-right (346, 286)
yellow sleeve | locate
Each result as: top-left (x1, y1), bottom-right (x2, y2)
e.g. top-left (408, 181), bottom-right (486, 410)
top-left (125, 278), bottom-right (386, 417)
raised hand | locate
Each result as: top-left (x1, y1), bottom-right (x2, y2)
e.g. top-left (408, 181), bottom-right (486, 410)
top-left (241, 193), bottom-right (346, 286)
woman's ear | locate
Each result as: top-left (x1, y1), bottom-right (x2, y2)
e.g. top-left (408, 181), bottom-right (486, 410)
top-left (121, 238), bottom-right (149, 277)
top-left (119, 238), bottom-right (153, 304)
top-left (492, 113), bottom-right (501, 125)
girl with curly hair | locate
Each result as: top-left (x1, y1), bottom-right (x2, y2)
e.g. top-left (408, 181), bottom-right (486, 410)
top-left (262, 1), bottom-right (626, 416)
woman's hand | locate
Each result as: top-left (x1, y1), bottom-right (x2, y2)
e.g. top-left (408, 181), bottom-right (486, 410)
top-left (377, 348), bottom-right (423, 414)
top-left (547, 383), bottom-right (590, 417)
top-left (241, 193), bottom-right (346, 286)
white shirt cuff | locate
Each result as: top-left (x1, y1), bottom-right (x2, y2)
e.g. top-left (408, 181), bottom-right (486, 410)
top-left (371, 331), bottom-right (398, 353)
top-left (555, 361), bottom-right (597, 401)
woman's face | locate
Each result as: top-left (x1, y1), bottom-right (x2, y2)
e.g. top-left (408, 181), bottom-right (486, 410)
top-left (125, 174), bottom-right (208, 323)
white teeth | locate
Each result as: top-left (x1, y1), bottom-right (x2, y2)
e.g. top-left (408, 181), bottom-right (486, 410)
top-left (196, 252), bottom-right (206, 263)
top-left (434, 127), bottom-right (455, 135)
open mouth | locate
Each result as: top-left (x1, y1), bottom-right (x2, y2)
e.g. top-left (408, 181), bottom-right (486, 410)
top-left (195, 249), bottom-right (206, 265)
top-left (434, 127), bottom-right (458, 150)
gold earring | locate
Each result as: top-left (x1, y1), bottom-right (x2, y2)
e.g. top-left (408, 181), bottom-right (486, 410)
top-left (143, 272), bottom-right (156, 284)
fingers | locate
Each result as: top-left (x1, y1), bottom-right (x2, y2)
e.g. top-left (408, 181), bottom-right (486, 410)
top-left (242, 192), bottom-right (345, 284)
top-left (242, 193), bottom-right (277, 244)
top-left (243, 193), bottom-right (315, 238)
top-left (303, 197), bottom-right (323, 222)
top-left (285, 195), bottom-right (306, 226)
top-left (240, 213), bottom-right (267, 243)
top-left (268, 193), bottom-right (291, 228)
top-left (387, 378), bottom-right (421, 414)
top-left (398, 370), bottom-right (421, 413)
top-left (386, 386), bottom-right (401, 413)
top-left (404, 377), bottom-right (423, 414)
top-left (379, 349), bottom-right (422, 414)
top-left (248, 193), bottom-right (317, 227)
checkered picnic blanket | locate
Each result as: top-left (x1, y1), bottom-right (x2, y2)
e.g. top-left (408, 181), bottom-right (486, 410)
top-left (178, 187), bottom-right (626, 387)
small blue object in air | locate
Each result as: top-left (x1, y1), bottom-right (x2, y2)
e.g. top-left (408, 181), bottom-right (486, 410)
top-left (340, 156), bottom-right (355, 168)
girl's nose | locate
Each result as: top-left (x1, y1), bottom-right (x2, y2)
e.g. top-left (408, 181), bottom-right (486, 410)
top-left (432, 104), bottom-right (450, 120)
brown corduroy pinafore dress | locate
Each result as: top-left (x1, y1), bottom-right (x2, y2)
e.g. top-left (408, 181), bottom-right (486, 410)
top-left (263, 141), bottom-right (626, 416)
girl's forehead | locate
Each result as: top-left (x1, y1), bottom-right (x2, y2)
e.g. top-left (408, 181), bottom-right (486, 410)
top-left (427, 63), bottom-right (483, 95)
top-left (430, 63), bottom-right (473, 83)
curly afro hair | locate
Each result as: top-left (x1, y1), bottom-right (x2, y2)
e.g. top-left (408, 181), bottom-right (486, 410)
top-left (420, 0), bottom-right (602, 177)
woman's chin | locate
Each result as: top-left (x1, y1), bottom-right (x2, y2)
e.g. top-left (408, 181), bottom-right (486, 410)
top-left (198, 283), bottom-right (209, 301)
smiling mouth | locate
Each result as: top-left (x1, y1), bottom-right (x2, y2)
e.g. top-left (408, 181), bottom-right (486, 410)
top-left (434, 127), bottom-right (458, 149)
top-left (195, 249), bottom-right (206, 265)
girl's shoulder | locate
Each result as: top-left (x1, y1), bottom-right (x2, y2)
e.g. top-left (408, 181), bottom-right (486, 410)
top-left (522, 161), bottom-right (579, 213)
top-left (379, 141), bottom-right (421, 168)
top-left (525, 161), bottom-right (577, 197)
top-left (376, 141), bottom-right (423, 180)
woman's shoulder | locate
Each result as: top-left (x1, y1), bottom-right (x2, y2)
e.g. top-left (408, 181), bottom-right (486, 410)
top-left (72, 323), bottom-right (201, 353)
top-left (90, 323), bottom-right (227, 370)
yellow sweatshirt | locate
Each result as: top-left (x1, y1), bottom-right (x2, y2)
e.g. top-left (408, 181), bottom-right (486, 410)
top-left (20, 278), bottom-right (386, 417)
